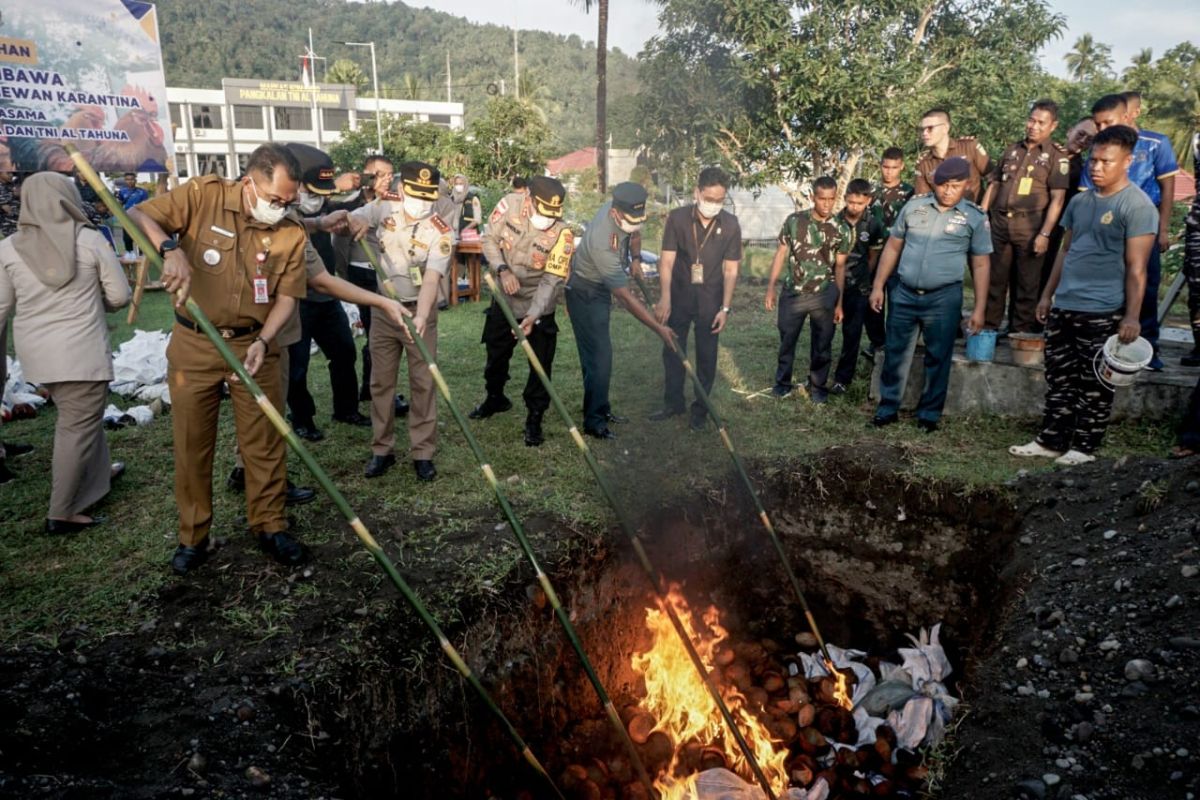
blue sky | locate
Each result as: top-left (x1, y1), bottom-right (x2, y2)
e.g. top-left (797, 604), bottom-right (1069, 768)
top-left (412, 0), bottom-right (1200, 77)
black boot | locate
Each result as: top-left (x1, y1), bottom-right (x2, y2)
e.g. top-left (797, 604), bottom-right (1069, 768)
top-left (524, 410), bottom-right (545, 447)
top-left (469, 394), bottom-right (513, 420)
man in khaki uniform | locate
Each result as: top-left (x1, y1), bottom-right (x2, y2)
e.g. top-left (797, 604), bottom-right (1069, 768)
top-left (914, 108), bottom-right (992, 203)
top-left (472, 176), bottom-right (573, 446)
top-left (129, 144), bottom-right (308, 575)
top-left (350, 162), bottom-right (452, 482)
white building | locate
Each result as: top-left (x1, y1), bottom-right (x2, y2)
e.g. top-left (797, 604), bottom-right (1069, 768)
top-left (166, 79), bottom-right (464, 179)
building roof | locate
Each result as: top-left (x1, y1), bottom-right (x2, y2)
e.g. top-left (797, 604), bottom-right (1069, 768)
top-left (1175, 169), bottom-right (1195, 203)
top-left (547, 147), bottom-right (597, 176)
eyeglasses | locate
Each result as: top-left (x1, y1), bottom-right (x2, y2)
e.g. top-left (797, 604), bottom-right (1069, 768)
top-left (918, 122), bottom-right (947, 133)
top-left (251, 180), bottom-right (298, 210)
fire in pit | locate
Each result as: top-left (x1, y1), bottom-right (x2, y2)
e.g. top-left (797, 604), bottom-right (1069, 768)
top-left (618, 585), bottom-right (955, 800)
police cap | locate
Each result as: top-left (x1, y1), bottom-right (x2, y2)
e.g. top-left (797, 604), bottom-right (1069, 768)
top-left (285, 142), bottom-right (336, 195)
top-left (933, 156), bottom-right (971, 185)
top-left (529, 176), bottom-right (566, 219)
top-left (611, 181), bottom-right (647, 223)
top-left (393, 161), bottom-right (441, 200)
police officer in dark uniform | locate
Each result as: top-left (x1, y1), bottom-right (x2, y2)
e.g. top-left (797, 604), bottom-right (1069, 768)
top-left (870, 157), bottom-right (993, 432)
top-left (566, 182), bottom-right (673, 439)
top-left (473, 176), bottom-right (574, 446)
top-left (980, 100), bottom-right (1070, 334)
top-left (914, 108), bottom-right (992, 203)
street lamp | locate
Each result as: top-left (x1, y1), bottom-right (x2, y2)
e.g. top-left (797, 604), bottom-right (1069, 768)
top-left (342, 40), bottom-right (383, 155)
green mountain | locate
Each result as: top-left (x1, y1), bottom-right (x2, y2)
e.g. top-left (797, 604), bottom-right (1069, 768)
top-left (155, 0), bottom-right (640, 153)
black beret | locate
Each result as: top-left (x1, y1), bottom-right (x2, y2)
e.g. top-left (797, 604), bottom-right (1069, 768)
top-left (611, 181), bottom-right (647, 222)
top-left (393, 161), bottom-right (441, 200)
top-left (285, 142), bottom-right (336, 195)
top-left (529, 176), bottom-right (566, 219)
top-left (933, 156), bottom-right (971, 185)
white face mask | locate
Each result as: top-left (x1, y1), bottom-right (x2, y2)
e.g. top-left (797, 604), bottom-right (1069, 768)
top-left (247, 181), bottom-right (287, 226)
top-left (696, 200), bottom-right (723, 219)
top-left (297, 190), bottom-right (324, 215)
top-left (617, 218), bottom-right (642, 234)
top-left (402, 195), bottom-right (434, 220)
top-left (530, 213), bottom-right (556, 231)
top-left (453, 184), bottom-right (467, 196)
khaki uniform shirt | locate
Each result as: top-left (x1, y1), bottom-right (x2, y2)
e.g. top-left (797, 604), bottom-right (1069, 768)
top-left (988, 139), bottom-right (1070, 216)
top-left (914, 137), bottom-right (992, 203)
top-left (350, 201), bottom-right (453, 302)
top-left (482, 191), bottom-right (574, 319)
top-left (136, 175), bottom-right (307, 327)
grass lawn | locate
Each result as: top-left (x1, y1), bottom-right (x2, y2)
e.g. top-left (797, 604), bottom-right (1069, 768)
top-left (0, 270), bottom-right (1177, 645)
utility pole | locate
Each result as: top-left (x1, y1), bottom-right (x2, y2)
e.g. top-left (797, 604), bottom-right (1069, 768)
top-left (513, 1), bottom-right (520, 100)
top-left (345, 40), bottom-right (383, 155)
top-left (446, 52), bottom-right (452, 103)
top-left (308, 28), bottom-right (323, 149)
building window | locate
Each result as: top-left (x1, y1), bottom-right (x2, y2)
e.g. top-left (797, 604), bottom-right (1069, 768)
top-left (232, 105), bottom-right (263, 129)
top-left (175, 154), bottom-right (189, 178)
top-left (169, 103), bottom-right (183, 129)
top-left (196, 153), bottom-right (227, 177)
top-left (236, 153), bottom-right (250, 176)
top-left (428, 114), bottom-right (452, 126)
top-left (191, 105), bottom-right (222, 130)
top-left (322, 108), bottom-right (350, 132)
top-left (274, 107), bottom-right (312, 131)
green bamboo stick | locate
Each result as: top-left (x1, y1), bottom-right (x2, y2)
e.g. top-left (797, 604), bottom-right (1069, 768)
top-left (358, 241), bottom-right (658, 796)
top-left (631, 272), bottom-right (841, 677)
top-left (66, 146), bottom-right (564, 799)
top-left (482, 273), bottom-right (780, 800)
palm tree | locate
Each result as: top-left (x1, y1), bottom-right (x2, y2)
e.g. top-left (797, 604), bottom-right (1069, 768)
top-left (517, 68), bottom-right (554, 124)
top-left (573, 0), bottom-right (609, 191)
top-left (1122, 48), bottom-right (1155, 90)
top-left (1064, 34), bottom-right (1114, 83)
top-left (327, 58), bottom-right (368, 92)
top-left (400, 73), bottom-right (425, 101)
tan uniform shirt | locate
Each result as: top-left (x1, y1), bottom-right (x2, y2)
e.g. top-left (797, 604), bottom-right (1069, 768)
top-left (136, 175), bottom-right (307, 327)
top-left (989, 139), bottom-right (1070, 216)
top-left (350, 202), bottom-right (452, 302)
top-left (481, 191), bottom-right (574, 319)
top-left (914, 136), bottom-right (992, 203)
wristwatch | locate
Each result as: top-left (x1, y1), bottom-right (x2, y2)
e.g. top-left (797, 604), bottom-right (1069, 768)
top-left (495, 264), bottom-right (510, 273)
top-left (720, 306), bottom-right (732, 314)
top-left (158, 239), bottom-right (179, 257)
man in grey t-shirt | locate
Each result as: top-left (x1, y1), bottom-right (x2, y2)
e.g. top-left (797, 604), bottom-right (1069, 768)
top-left (1010, 125), bottom-right (1158, 465)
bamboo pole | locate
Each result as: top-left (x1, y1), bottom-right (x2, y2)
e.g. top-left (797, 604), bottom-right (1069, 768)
top-left (65, 145), bottom-right (564, 800)
top-left (481, 272), bottom-right (779, 800)
top-left (358, 242), bottom-right (658, 797)
top-left (630, 273), bottom-right (842, 682)
top-left (126, 255), bottom-right (149, 324)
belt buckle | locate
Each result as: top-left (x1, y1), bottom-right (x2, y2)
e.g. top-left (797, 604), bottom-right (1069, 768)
top-left (219, 328), bottom-right (234, 339)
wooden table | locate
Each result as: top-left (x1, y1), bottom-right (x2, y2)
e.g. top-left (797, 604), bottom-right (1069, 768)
top-left (452, 240), bottom-right (483, 306)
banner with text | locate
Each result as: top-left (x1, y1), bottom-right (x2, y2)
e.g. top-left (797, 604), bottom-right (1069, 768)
top-left (0, 0), bottom-right (174, 174)
top-left (222, 78), bottom-right (355, 109)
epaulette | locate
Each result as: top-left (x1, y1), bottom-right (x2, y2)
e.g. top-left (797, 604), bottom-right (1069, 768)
top-left (429, 214), bottom-right (450, 234)
top-left (1050, 141), bottom-right (1069, 154)
top-left (962, 199), bottom-right (985, 213)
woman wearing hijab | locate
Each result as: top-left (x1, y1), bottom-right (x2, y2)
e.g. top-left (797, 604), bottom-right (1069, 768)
top-left (0, 172), bottom-right (131, 533)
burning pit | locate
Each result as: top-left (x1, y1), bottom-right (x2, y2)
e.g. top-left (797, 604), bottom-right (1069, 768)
top-left (325, 448), bottom-right (1021, 799)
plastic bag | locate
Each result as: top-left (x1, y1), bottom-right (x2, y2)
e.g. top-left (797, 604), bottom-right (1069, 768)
top-left (109, 330), bottom-right (170, 396)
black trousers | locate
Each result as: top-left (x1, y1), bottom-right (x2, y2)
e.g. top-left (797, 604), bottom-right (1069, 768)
top-left (287, 299), bottom-right (359, 426)
top-left (566, 280), bottom-right (614, 432)
top-left (1185, 218), bottom-right (1200, 349)
top-left (663, 291), bottom-right (721, 413)
top-left (481, 301), bottom-right (558, 413)
top-left (1036, 307), bottom-right (1121, 455)
top-left (346, 265), bottom-right (377, 398)
top-left (834, 287), bottom-right (870, 386)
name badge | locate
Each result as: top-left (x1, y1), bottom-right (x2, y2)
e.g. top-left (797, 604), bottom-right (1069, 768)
top-left (409, 265), bottom-right (423, 287)
top-left (690, 263), bottom-right (704, 285)
top-left (210, 224), bottom-right (235, 238)
top-left (253, 276), bottom-right (269, 304)
top-left (1017, 177), bottom-right (1033, 196)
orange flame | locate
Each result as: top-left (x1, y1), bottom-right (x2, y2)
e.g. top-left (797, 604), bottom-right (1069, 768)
top-left (631, 585), bottom-right (789, 799)
top-left (831, 665), bottom-right (854, 711)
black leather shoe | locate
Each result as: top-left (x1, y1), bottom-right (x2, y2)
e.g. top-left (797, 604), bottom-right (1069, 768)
top-left (332, 411), bottom-right (372, 427)
top-left (648, 408), bottom-right (685, 421)
top-left (286, 481), bottom-right (317, 506)
top-left (394, 394), bottom-right (410, 417)
top-left (605, 412), bottom-right (629, 424)
top-left (226, 466), bottom-right (246, 491)
top-left (110, 462), bottom-right (126, 482)
top-left (364, 454), bottom-right (395, 478)
top-left (1183, 350), bottom-right (1200, 367)
top-left (257, 531), bottom-right (307, 566)
top-left (0, 459), bottom-right (13, 486)
top-left (45, 516), bottom-right (106, 535)
top-left (524, 411), bottom-right (545, 447)
top-left (3, 442), bottom-right (33, 458)
top-left (689, 409), bottom-right (708, 431)
top-left (916, 418), bottom-right (939, 433)
top-left (293, 424), bottom-right (325, 442)
top-left (584, 426), bottom-right (617, 440)
top-left (171, 544), bottom-right (209, 576)
top-left (469, 395), bottom-right (513, 419)
top-left (413, 459), bottom-right (437, 482)
top-left (871, 413), bottom-right (899, 428)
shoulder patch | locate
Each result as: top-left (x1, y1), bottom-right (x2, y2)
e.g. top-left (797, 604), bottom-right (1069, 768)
top-left (489, 196), bottom-right (509, 225)
top-left (429, 214), bottom-right (450, 234)
top-left (545, 228), bottom-right (574, 279)
top-left (610, 232), bottom-right (619, 253)
top-left (439, 236), bottom-right (452, 257)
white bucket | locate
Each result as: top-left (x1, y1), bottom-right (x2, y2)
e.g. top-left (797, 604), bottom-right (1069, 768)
top-left (1094, 335), bottom-right (1153, 387)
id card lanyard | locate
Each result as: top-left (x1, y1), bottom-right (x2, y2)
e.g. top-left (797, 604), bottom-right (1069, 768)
top-left (690, 209), bottom-right (718, 284)
top-left (253, 237), bottom-right (271, 304)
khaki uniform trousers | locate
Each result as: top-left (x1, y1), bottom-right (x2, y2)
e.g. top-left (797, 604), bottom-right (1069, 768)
top-left (43, 380), bottom-right (111, 519)
top-left (168, 327), bottom-right (287, 547)
top-left (369, 305), bottom-right (438, 459)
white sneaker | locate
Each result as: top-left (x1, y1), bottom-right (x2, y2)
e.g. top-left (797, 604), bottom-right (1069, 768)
top-left (1008, 440), bottom-right (1063, 458)
top-left (1055, 450), bottom-right (1096, 466)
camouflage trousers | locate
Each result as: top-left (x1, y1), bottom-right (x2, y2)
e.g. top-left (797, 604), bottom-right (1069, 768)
top-left (1036, 307), bottom-right (1121, 455)
top-left (1185, 219), bottom-right (1200, 348)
